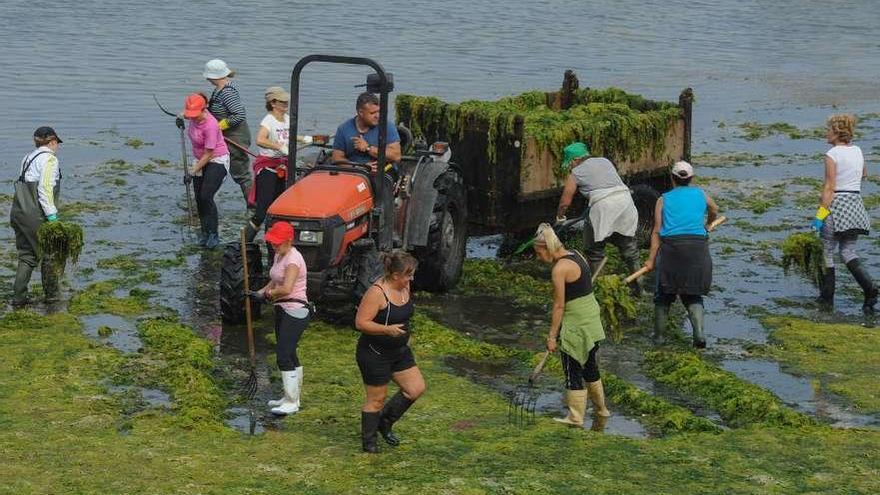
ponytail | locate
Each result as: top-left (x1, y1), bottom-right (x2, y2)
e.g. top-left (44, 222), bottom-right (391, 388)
top-left (380, 249), bottom-right (418, 279)
top-left (534, 223), bottom-right (564, 254)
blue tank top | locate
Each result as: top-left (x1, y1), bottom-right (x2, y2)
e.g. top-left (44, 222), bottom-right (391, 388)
top-left (660, 186), bottom-right (707, 237)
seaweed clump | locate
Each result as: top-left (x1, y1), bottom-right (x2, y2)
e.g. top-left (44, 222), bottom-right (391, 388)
top-left (37, 221), bottom-right (84, 277)
top-left (396, 86), bottom-right (681, 180)
top-left (593, 275), bottom-right (636, 342)
top-left (781, 232), bottom-right (824, 284)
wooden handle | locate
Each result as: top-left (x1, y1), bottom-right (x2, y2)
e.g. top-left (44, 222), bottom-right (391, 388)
top-left (240, 228), bottom-right (256, 364)
top-left (528, 351), bottom-right (551, 384)
top-left (624, 266), bottom-right (651, 284)
top-left (590, 256), bottom-right (608, 284)
top-left (707, 215), bottom-right (727, 232)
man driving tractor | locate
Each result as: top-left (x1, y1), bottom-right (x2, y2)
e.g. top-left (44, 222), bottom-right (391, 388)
top-left (332, 92), bottom-right (401, 249)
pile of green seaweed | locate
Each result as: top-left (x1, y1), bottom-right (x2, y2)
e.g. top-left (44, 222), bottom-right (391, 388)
top-left (396, 87), bottom-right (680, 179)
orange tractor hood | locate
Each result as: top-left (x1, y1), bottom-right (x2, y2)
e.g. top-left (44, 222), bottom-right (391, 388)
top-left (267, 170), bottom-right (374, 222)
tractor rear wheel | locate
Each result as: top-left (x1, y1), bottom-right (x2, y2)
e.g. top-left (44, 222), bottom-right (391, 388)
top-left (219, 242), bottom-right (264, 323)
top-left (414, 169), bottom-right (467, 291)
top-left (631, 184), bottom-right (660, 248)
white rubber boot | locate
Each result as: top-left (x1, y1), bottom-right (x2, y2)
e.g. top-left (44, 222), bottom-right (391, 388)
top-left (296, 366), bottom-right (303, 408)
top-left (270, 369), bottom-right (300, 415)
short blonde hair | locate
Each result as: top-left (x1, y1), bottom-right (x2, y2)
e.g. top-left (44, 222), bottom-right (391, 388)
top-left (534, 223), bottom-right (564, 253)
top-left (827, 114), bottom-right (857, 143)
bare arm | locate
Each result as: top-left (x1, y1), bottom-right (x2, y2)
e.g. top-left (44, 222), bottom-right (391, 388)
top-left (557, 174), bottom-right (578, 219)
top-left (546, 260), bottom-right (572, 352)
top-left (266, 264), bottom-right (299, 300)
top-left (355, 286), bottom-right (405, 337)
top-left (331, 149), bottom-right (347, 162)
top-left (255, 125), bottom-right (281, 151)
top-left (191, 148), bottom-right (217, 173)
top-left (645, 197), bottom-right (664, 270)
top-left (821, 156), bottom-right (836, 208)
top-left (704, 192), bottom-right (719, 227)
top-left (361, 141), bottom-right (401, 163)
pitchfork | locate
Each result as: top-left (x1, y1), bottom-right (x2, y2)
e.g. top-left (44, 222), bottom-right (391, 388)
top-left (508, 256), bottom-right (607, 425)
top-left (240, 228), bottom-right (258, 399)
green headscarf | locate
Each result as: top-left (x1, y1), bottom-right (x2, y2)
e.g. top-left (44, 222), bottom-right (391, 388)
top-left (560, 142), bottom-right (590, 172)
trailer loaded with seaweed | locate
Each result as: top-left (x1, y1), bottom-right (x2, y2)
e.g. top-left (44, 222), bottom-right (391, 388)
top-left (395, 71), bottom-right (693, 240)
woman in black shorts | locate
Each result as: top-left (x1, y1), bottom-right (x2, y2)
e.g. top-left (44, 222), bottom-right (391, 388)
top-left (354, 250), bottom-right (425, 453)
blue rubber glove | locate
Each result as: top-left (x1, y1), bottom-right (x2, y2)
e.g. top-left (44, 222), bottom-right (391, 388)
top-left (811, 218), bottom-right (824, 232)
top-left (247, 290), bottom-right (267, 304)
top-left (46, 214), bottom-right (58, 222)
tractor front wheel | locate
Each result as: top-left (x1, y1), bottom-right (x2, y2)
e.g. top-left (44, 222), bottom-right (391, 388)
top-left (219, 242), bottom-right (264, 323)
top-left (631, 184), bottom-right (660, 248)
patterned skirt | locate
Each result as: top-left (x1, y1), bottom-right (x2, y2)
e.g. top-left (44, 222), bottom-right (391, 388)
top-left (829, 192), bottom-right (870, 236)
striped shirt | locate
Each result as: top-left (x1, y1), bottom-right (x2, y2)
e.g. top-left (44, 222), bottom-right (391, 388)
top-left (208, 81), bottom-right (247, 127)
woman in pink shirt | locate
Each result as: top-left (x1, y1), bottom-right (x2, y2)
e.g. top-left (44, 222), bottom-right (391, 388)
top-left (252, 221), bottom-right (310, 415)
top-left (183, 93), bottom-right (230, 249)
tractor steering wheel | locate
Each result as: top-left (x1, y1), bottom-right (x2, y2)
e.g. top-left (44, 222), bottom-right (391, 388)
top-left (331, 159), bottom-right (375, 173)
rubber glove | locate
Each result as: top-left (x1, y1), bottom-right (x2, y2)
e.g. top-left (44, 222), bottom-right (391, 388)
top-left (175, 116), bottom-right (185, 130)
top-left (247, 290), bottom-right (267, 303)
top-left (46, 214), bottom-right (58, 222)
top-left (218, 119), bottom-right (230, 131)
top-left (279, 144), bottom-right (289, 156)
top-left (183, 174), bottom-right (192, 186)
top-left (555, 215), bottom-right (567, 227)
top-left (813, 206), bottom-right (830, 232)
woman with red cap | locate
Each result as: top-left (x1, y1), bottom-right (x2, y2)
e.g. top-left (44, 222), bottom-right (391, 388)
top-left (251, 221), bottom-right (310, 415)
top-left (183, 93), bottom-right (230, 249)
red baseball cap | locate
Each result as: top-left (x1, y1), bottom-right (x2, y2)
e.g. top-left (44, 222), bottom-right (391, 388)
top-left (183, 93), bottom-right (207, 118)
top-left (265, 221), bottom-right (295, 245)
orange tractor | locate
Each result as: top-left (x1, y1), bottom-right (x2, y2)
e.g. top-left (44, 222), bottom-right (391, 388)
top-left (220, 55), bottom-right (467, 322)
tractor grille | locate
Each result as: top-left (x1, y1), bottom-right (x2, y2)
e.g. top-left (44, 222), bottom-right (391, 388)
top-left (298, 246), bottom-right (321, 270)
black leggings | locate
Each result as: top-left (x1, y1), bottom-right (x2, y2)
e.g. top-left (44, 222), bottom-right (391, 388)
top-left (193, 162), bottom-right (227, 234)
top-left (561, 345), bottom-right (600, 390)
top-left (251, 169), bottom-right (285, 229)
top-left (274, 306), bottom-right (310, 371)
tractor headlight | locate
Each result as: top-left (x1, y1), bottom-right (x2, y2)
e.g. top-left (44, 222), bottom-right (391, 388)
top-left (298, 231), bottom-right (323, 244)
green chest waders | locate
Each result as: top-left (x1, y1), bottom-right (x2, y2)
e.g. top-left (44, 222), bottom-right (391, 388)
top-left (10, 151), bottom-right (61, 303)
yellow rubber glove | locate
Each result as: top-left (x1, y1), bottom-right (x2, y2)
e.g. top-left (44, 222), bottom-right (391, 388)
top-left (218, 118), bottom-right (230, 131)
top-left (815, 206), bottom-right (831, 221)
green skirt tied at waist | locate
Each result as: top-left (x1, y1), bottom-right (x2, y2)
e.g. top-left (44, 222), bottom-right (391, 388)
top-left (560, 293), bottom-right (606, 366)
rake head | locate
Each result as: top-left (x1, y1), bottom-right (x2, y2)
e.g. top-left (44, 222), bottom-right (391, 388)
top-left (507, 385), bottom-right (538, 426)
top-left (243, 368), bottom-right (258, 400)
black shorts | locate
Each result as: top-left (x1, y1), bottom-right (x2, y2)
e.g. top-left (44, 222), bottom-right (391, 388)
top-left (356, 343), bottom-right (416, 386)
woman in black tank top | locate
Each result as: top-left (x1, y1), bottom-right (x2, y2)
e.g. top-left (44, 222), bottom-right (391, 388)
top-left (354, 251), bottom-right (425, 453)
top-left (533, 223), bottom-right (611, 428)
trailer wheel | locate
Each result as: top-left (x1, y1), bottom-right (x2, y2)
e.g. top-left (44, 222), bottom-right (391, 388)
top-left (631, 184), bottom-right (660, 248)
top-left (219, 242), bottom-right (264, 323)
top-left (414, 170), bottom-right (467, 291)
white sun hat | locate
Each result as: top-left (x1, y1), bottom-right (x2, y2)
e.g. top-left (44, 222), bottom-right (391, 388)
top-left (671, 160), bottom-right (694, 179)
top-left (203, 59), bottom-right (234, 80)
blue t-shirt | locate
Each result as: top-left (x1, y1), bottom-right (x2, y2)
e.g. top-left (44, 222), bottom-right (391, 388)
top-left (660, 186), bottom-right (708, 237)
top-left (333, 117), bottom-right (400, 164)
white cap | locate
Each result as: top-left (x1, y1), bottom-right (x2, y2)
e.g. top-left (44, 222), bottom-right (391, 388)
top-left (672, 160), bottom-right (694, 179)
top-left (203, 59), bottom-right (233, 80)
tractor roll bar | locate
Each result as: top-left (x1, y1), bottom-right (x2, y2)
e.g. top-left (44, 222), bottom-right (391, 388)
top-left (287, 54), bottom-right (391, 198)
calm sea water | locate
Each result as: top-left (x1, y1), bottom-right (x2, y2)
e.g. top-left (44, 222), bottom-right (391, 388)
top-left (1, 0), bottom-right (879, 166)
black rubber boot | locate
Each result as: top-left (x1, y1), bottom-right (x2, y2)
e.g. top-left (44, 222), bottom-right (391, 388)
top-left (816, 267), bottom-right (835, 309)
top-left (12, 261), bottom-right (35, 307)
top-left (361, 411), bottom-right (380, 454)
top-left (378, 392), bottom-right (415, 446)
top-left (846, 259), bottom-right (877, 314)
top-left (686, 302), bottom-right (706, 349)
top-left (653, 304), bottom-right (670, 345)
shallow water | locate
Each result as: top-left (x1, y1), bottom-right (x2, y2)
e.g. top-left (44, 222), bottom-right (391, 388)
top-left (80, 313), bottom-right (142, 354)
top-left (1, 1), bottom-right (878, 432)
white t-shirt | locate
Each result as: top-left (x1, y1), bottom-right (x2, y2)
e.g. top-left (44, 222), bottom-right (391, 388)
top-left (827, 144), bottom-right (864, 192)
top-left (258, 113), bottom-right (290, 157)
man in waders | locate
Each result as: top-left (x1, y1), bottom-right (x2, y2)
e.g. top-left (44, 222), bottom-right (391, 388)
top-left (555, 142), bottom-right (642, 295)
top-left (11, 127), bottom-right (63, 307)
